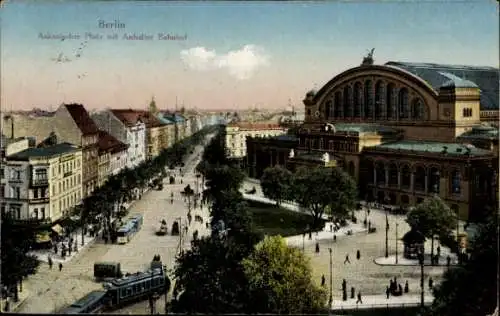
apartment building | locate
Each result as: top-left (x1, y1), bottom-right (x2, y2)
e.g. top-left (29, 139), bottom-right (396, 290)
top-left (225, 122), bottom-right (287, 159)
top-left (91, 109), bottom-right (147, 169)
top-left (3, 142), bottom-right (83, 222)
top-left (5, 103), bottom-right (99, 198)
top-left (97, 130), bottom-right (128, 187)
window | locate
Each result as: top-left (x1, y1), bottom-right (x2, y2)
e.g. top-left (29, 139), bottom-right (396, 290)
top-left (463, 108), bottom-right (472, 117)
top-left (13, 187), bottom-right (21, 199)
top-left (34, 208), bottom-right (38, 219)
top-left (0, 168), bottom-right (4, 179)
top-left (41, 207), bottom-right (45, 219)
top-left (34, 189), bottom-right (39, 199)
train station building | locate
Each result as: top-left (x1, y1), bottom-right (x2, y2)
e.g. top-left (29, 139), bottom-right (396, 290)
top-left (246, 58), bottom-right (499, 221)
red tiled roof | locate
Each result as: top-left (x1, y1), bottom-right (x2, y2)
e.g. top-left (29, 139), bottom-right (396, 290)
top-left (110, 109), bottom-right (143, 127)
top-left (134, 110), bottom-right (164, 128)
top-left (97, 130), bottom-right (128, 154)
top-left (111, 109), bottom-right (164, 128)
top-left (64, 104), bottom-right (100, 135)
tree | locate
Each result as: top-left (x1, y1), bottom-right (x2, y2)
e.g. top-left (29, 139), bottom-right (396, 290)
top-left (1, 214), bottom-right (40, 302)
top-left (242, 235), bottom-right (327, 314)
top-left (428, 214), bottom-right (497, 316)
top-left (291, 167), bottom-right (357, 229)
top-left (406, 196), bottom-right (457, 259)
top-left (260, 166), bottom-right (293, 206)
top-left (203, 165), bottom-right (245, 204)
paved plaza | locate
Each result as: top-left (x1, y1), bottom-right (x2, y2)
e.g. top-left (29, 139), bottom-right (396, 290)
top-left (242, 179), bottom-right (452, 307)
top-left (16, 138), bottom-right (213, 314)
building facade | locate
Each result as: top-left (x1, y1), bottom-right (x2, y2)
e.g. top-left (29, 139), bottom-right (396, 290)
top-left (4, 143), bottom-right (83, 223)
top-left (97, 130), bottom-right (128, 187)
top-left (156, 115), bottom-right (176, 149)
top-left (225, 122), bottom-right (287, 159)
top-left (4, 103), bottom-right (99, 198)
top-left (91, 109), bottom-right (147, 169)
top-left (248, 60), bottom-right (498, 221)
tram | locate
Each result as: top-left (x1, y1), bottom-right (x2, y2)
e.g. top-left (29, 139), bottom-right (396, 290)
top-left (57, 290), bottom-right (107, 314)
top-left (102, 267), bottom-right (170, 308)
top-left (116, 214), bottom-right (144, 244)
top-left (58, 266), bottom-right (171, 314)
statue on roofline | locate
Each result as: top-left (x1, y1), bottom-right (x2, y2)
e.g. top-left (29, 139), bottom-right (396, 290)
top-left (361, 48), bottom-right (375, 66)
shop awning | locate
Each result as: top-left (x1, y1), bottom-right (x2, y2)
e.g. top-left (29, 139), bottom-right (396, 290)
top-left (51, 224), bottom-right (63, 235)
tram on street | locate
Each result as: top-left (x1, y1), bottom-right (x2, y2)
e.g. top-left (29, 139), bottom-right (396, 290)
top-left (57, 290), bottom-right (107, 314)
top-left (101, 267), bottom-right (170, 309)
top-left (116, 214), bottom-right (143, 244)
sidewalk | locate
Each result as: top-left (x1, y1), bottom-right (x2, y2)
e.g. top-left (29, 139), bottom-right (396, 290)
top-left (374, 253), bottom-right (459, 266)
top-left (330, 293), bottom-right (434, 310)
top-left (0, 289), bottom-right (30, 312)
top-left (286, 221), bottom-right (367, 248)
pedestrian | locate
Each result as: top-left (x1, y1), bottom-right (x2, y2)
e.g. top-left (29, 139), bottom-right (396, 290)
top-left (398, 284), bottom-right (403, 295)
top-left (315, 242), bottom-right (320, 254)
top-left (59, 263), bottom-right (63, 271)
top-left (48, 256), bottom-right (53, 269)
top-left (437, 246), bottom-right (441, 257)
top-left (308, 231), bottom-right (312, 240)
top-left (321, 275), bottom-right (326, 287)
top-left (330, 224), bottom-right (333, 232)
top-left (351, 287), bottom-right (355, 299)
top-left (356, 292), bottom-right (362, 304)
top-left (342, 279), bottom-right (347, 291)
top-left (344, 254), bottom-right (350, 264)
top-left (428, 277), bottom-right (433, 290)
top-left (404, 280), bottom-right (409, 293)
top-left (446, 255), bottom-right (451, 267)
top-left (368, 221), bottom-right (371, 231)
top-left (386, 286), bottom-right (390, 299)
top-left (333, 235), bottom-right (337, 242)
top-left (356, 250), bottom-right (360, 260)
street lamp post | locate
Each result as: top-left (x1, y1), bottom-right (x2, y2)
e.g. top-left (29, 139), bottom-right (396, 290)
top-left (395, 222), bottom-right (399, 264)
top-left (384, 196), bottom-right (390, 258)
top-left (456, 212), bottom-right (461, 265)
top-left (328, 248), bottom-right (333, 308)
top-left (418, 248), bottom-right (425, 308)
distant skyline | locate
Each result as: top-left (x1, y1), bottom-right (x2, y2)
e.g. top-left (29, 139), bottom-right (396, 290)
top-left (1, 1), bottom-right (498, 111)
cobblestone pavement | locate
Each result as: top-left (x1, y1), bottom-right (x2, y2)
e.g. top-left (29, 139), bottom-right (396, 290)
top-left (17, 138), bottom-right (212, 314)
top-left (242, 179), bottom-right (449, 300)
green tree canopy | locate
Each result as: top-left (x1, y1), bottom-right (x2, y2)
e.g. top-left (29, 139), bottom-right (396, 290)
top-left (260, 166), bottom-right (293, 206)
top-left (291, 167), bottom-right (357, 228)
top-left (242, 235), bottom-right (327, 314)
top-left (1, 213), bottom-right (40, 300)
top-left (428, 215), bottom-right (497, 316)
top-left (406, 196), bottom-right (457, 257)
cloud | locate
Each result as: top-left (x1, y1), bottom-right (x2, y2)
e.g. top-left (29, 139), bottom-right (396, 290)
top-left (180, 45), bottom-right (269, 80)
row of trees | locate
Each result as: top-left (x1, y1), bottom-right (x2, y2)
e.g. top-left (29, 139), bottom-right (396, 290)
top-left (260, 165), bottom-right (358, 228)
top-left (170, 127), bottom-right (328, 314)
top-left (0, 126), bottom-right (216, 304)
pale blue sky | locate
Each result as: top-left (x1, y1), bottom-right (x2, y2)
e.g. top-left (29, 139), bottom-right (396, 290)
top-left (1, 0), bottom-right (498, 111)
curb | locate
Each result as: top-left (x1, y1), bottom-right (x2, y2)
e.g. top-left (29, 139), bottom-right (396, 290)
top-left (372, 258), bottom-right (458, 267)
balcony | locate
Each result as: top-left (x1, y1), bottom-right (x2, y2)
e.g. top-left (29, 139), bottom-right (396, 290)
top-left (9, 178), bottom-right (23, 184)
top-left (63, 171), bottom-right (72, 178)
top-left (30, 197), bottom-right (50, 204)
top-left (31, 178), bottom-right (49, 187)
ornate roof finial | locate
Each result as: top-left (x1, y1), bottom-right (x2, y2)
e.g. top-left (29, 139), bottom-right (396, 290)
top-left (361, 48), bottom-right (375, 66)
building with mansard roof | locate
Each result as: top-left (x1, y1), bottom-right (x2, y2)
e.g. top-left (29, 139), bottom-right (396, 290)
top-left (246, 59), bottom-right (498, 221)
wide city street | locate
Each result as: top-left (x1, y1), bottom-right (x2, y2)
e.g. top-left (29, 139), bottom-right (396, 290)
top-left (17, 137), bottom-right (213, 314)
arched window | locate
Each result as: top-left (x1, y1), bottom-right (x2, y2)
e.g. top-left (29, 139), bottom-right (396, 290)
top-left (375, 81), bottom-right (384, 119)
top-left (343, 86), bottom-right (352, 118)
top-left (398, 88), bottom-right (409, 119)
top-left (401, 165), bottom-right (411, 189)
top-left (451, 170), bottom-right (461, 194)
top-left (334, 92), bottom-right (342, 118)
top-left (412, 98), bottom-right (425, 120)
top-left (353, 82), bottom-right (362, 118)
top-left (388, 163), bottom-right (398, 187)
top-left (414, 166), bottom-right (426, 191)
top-left (348, 161), bottom-right (355, 177)
top-left (375, 162), bottom-right (385, 186)
top-left (365, 80), bottom-right (373, 119)
top-left (324, 101), bottom-right (332, 119)
top-left (386, 83), bottom-right (395, 119)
